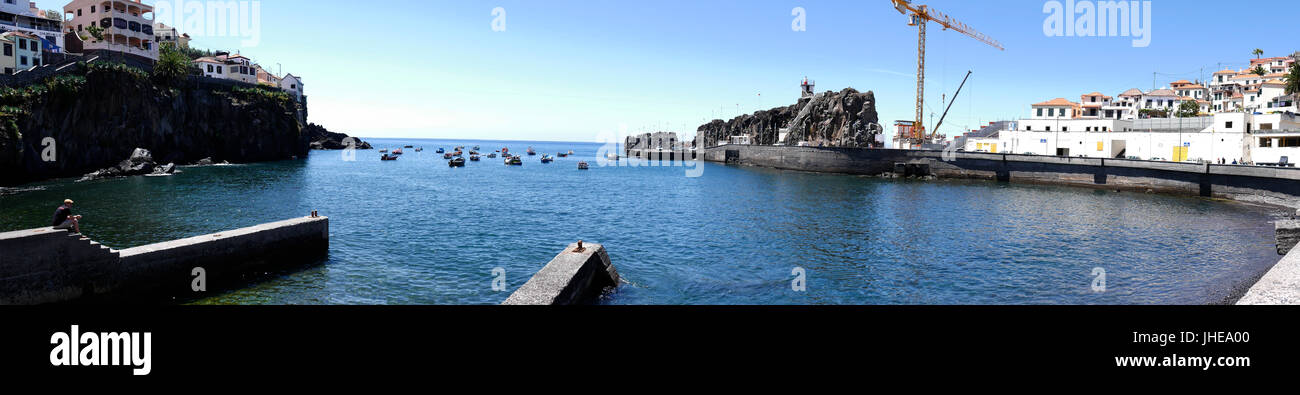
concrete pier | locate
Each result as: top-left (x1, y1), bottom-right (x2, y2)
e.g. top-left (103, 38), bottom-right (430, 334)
top-left (503, 241), bottom-right (619, 305)
top-left (0, 216), bottom-right (329, 304)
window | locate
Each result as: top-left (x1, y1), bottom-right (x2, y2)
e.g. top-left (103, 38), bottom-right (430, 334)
top-left (2, 43), bottom-right (9, 57)
top-left (1225, 121), bottom-right (1233, 129)
top-left (1261, 123), bottom-right (1273, 130)
top-left (1025, 126), bottom-right (1032, 131)
top-left (78, 9), bottom-right (82, 16)
top-left (18, 39), bottom-right (25, 51)
top-left (19, 56), bottom-right (26, 66)
top-left (1259, 138), bottom-right (1271, 147)
top-left (1063, 127), bottom-right (1069, 132)
top-left (1103, 126), bottom-right (1108, 132)
top-left (1283, 137), bottom-right (1300, 147)
top-left (1037, 108), bottom-right (1043, 116)
top-left (207, 64), bottom-right (213, 73)
top-left (217, 66), bottom-right (222, 74)
top-left (1046, 126), bottom-right (1051, 131)
top-left (91, 5), bottom-right (95, 12)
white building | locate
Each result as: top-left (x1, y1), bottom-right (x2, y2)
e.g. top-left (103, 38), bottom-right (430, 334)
top-left (153, 22), bottom-right (187, 49)
top-left (970, 112), bottom-right (1300, 164)
top-left (0, 1), bottom-right (62, 51)
top-left (62, 0), bottom-right (157, 60)
top-left (1140, 88), bottom-right (1180, 116)
top-left (280, 73), bottom-right (304, 103)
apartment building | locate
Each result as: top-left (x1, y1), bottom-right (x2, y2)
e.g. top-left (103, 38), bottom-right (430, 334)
top-left (62, 0), bottom-right (157, 60)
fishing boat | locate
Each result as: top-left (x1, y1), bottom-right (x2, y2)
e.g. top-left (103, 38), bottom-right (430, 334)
top-left (469, 150), bottom-right (479, 155)
top-left (577, 161), bottom-right (590, 170)
top-left (505, 155), bottom-right (523, 166)
top-left (379, 149), bottom-right (389, 153)
top-left (381, 154), bottom-right (399, 161)
top-left (606, 153), bottom-right (619, 161)
top-left (453, 150), bottom-right (463, 157)
top-left (449, 157), bottom-right (466, 167)
top-left (557, 152), bottom-right (568, 158)
top-left (501, 147), bottom-right (510, 155)
top-left (526, 147), bottom-right (537, 156)
top-left (568, 150), bottom-right (575, 155)
top-left (540, 155), bottom-right (554, 163)
top-left (470, 154), bottom-right (481, 161)
top-left (487, 153), bottom-right (497, 158)
top-left (443, 153), bottom-right (453, 159)
top-left (392, 148), bottom-right (404, 155)
top-left (404, 145), bottom-right (414, 148)
top-left (436, 148), bottom-right (445, 153)
top-left (414, 147), bottom-right (423, 152)
top-left (473, 145), bottom-right (481, 151)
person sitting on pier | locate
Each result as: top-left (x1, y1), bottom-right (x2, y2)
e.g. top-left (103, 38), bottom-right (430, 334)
top-left (51, 199), bottom-right (82, 235)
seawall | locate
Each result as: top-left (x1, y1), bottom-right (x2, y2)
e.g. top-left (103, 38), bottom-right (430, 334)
top-left (1237, 242), bottom-right (1300, 304)
top-left (503, 241), bottom-right (619, 305)
top-left (685, 145), bottom-right (1300, 206)
top-left (0, 216), bottom-right (328, 304)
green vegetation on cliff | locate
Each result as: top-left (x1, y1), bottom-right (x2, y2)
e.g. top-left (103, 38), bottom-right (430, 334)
top-left (0, 60), bottom-right (309, 186)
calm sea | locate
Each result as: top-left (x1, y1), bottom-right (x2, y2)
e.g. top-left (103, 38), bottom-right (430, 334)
top-left (0, 138), bottom-right (1284, 304)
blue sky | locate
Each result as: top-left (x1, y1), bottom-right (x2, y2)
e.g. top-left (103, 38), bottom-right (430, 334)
top-left (40, 0), bottom-right (1298, 141)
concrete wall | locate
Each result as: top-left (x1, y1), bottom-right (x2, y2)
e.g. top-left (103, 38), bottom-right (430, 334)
top-left (0, 216), bottom-right (328, 304)
top-left (503, 242), bottom-right (619, 305)
top-left (701, 145), bottom-right (1300, 206)
top-left (1237, 239), bottom-right (1300, 305)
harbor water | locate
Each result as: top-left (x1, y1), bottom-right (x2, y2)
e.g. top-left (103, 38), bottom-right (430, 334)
top-left (0, 138), bottom-right (1284, 304)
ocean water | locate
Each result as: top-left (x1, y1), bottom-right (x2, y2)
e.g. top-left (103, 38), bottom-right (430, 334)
top-left (0, 138), bottom-right (1285, 304)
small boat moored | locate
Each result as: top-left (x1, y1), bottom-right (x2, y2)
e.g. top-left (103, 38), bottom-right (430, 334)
top-left (540, 154), bottom-right (554, 163)
top-left (505, 155), bottom-right (523, 166)
top-left (449, 157), bottom-right (466, 167)
top-left (470, 154), bottom-right (481, 161)
top-left (577, 161), bottom-right (590, 170)
top-left (381, 154), bottom-right (399, 161)
top-left (436, 148), bottom-right (445, 153)
top-left (526, 147), bottom-right (537, 156)
top-left (443, 153), bottom-right (454, 159)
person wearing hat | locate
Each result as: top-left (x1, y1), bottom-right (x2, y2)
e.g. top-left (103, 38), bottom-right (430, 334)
top-left (51, 199), bottom-right (82, 235)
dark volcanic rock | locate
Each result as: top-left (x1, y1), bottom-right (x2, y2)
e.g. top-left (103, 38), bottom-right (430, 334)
top-left (697, 88), bottom-right (880, 147)
top-left (79, 147), bottom-right (159, 181)
top-left (304, 123), bottom-right (371, 150)
top-left (0, 65), bottom-right (308, 186)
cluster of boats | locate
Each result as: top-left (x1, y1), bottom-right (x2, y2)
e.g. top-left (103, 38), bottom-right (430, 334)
top-left (380, 144), bottom-right (588, 169)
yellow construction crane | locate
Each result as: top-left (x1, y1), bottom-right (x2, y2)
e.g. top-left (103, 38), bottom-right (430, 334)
top-left (890, 0), bottom-right (1003, 147)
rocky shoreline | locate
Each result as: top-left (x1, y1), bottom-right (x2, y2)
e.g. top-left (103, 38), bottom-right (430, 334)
top-left (304, 123), bottom-right (371, 150)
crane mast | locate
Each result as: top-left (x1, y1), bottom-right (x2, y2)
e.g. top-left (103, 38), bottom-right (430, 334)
top-left (890, 0), bottom-right (1003, 147)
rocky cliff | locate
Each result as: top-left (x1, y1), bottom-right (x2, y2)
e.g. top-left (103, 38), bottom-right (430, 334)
top-left (0, 62), bottom-right (308, 186)
top-left (303, 122), bottom-right (371, 150)
top-left (697, 88), bottom-right (880, 147)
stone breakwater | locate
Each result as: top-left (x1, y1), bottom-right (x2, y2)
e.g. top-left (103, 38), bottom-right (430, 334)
top-left (0, 216), bottom-right (329, 304)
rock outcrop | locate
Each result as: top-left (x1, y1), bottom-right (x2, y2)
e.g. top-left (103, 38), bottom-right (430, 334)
top-left (696, 88), bottom-right (880, 148)
top-left (0, 63), bottom-right (308, 186)
top-left (78, 148), bottom-right (178, 181)
top-left (303, 122), bottom-right (371, 150)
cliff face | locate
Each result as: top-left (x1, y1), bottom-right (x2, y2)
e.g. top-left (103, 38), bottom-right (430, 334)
top-left (697, 88), bottom-right (879, 147)
top-left (0, 63), bottom-right (308, 186)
